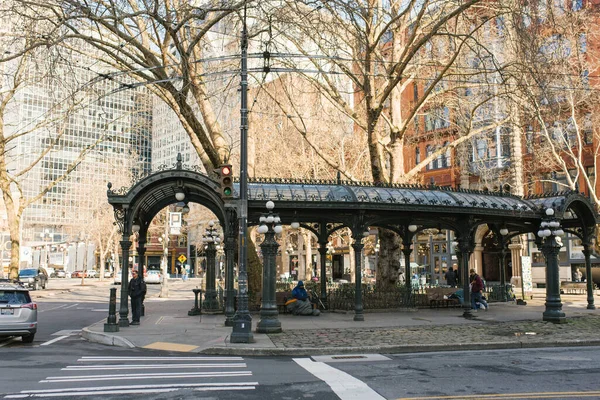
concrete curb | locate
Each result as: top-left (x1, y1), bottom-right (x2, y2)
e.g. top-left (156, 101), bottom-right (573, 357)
top-left (195, 340), bottom-right (600, 357)
top-left (81, 327), bottom-right (135, 349)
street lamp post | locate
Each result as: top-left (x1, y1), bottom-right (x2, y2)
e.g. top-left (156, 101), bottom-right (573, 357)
top-left (537, 207), bottom-right (566, 323)
top-left (256, 201), bottom-right (283, 333)
top-left (231, 4), bottom-right (253, 343)
top-left (202, 221), bottom-right (220, 312)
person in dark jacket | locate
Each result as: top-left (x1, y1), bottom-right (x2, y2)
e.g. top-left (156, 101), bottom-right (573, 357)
top-left (128, 270), bottom-right (146, 325)
top-left (288, 281), bottom-right (320, 316)
top-left (470, 269), bottom-right (488, 311)
top-left (292, 280), bottom-right (309, 300)
top-left (444, 266), bottom-right (456, 287)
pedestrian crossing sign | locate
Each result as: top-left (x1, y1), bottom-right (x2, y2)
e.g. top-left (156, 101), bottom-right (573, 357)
top-left (178, 254), bottom-right (187, 263)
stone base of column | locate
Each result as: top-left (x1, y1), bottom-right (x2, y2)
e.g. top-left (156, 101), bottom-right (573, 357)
top-left (463, 307), bottom-right (475, 319)
top-left (231, 315), bottom-right (254, 343)
top-left (543, 309), bottom-right (566, 323)
top-left (104, 323), bottom-right (119, 332)
top-left (256, 317), bottom-right (282, 333)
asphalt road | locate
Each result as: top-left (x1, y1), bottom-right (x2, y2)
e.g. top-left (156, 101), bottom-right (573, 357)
top-left (3, 279), bottom-right (600, 399)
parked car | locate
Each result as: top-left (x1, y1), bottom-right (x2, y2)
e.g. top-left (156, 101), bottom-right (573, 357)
top-left (86, 269), bottom-right (98, 278)
top-left (18, 268), bottom-right (48, 291)
top-left (104, 270), bottom-right (113, 278)
top-left (71, 270), bottom-right (87, 279)
top-left (46, 267), bottom-right (56, 278)
top-left (0, 282), bottom-right (37, 343)
top-left (114, 270), bottom-right (131, 285)
top-left (55, 270), bottom-right (70, 279)
top-left (145, 270), bottom-right (161, 284)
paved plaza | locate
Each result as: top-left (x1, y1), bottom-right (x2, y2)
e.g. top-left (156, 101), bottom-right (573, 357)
top-left (33, 278), bottom-right (600, 356)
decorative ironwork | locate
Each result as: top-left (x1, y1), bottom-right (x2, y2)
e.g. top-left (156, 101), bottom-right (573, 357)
top-left (107, 160), bottom-right (210, 196)
top-left (113, 207), bottom-right (125, 234)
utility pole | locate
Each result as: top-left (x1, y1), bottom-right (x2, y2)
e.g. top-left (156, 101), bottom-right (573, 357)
top-left (231, 2), bottom-right (253, 343)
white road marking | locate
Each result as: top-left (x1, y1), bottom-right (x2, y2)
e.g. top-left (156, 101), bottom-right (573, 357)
top-left (0, 337), bottom-right (19, 348)
top-left (38, 304), bottom-right (68, 313)
top-left (294, 357), bottom-right (385, 400)
top-left (41, 371), bottom-right (251, 383)
top-left (62, 304), bottom-right (78, 310)
top-left (11, 382), bottom-right (258, 394)
top-left (40, 336), bottom-right (69, 346)
top-left (63, 363), bottom-right (246, 370)
top-left (5, 388), bottom-right (177, 397)
top-left (52, 330), bottom-right (80, 336)
top-left (78, 356), bottom-right (243, 361)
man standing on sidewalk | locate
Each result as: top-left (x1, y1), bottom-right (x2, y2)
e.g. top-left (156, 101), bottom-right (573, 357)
top-left (129, 270), bottom-right (146, 325)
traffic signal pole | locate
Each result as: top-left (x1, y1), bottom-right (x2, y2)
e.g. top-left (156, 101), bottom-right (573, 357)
top-left (231, 3), bottom-right (253, 343)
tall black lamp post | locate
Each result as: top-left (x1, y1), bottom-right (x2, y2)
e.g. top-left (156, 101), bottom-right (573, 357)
top-left (537, 207), bottom-right (566, 323)
top-left (202, 221), bottom-right (221, 312)
top-left (256, 201), bottom-right (283, 333)
top-left (231, 3), bottom-right (253, 343)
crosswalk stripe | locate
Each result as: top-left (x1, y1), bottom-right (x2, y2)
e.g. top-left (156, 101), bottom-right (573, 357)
top-left (12, 382), bottom-right (259, 395)
top-left (41, 371), bottom-right (252, 383)
top-left (4, 354), bottom-right (258, 398)
top-left (62, 363), bottom-right (246, 370)
top-left (78, 356), bottom-right (243, 361)
top-left (6, 388), bottom-right (178, 398)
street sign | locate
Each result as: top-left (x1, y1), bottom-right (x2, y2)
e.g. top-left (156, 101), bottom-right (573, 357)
top-left (178, 254), bottom-right (187, 263)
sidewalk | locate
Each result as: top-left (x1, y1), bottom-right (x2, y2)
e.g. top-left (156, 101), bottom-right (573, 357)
top-left (81, 280), bottom-right (600, 356)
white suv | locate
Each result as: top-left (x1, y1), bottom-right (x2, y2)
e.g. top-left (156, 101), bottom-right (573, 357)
top-left (0, 282), bottom-right (37, 343)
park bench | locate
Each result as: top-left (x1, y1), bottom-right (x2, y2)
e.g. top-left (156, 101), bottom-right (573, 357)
top-left (561, 281), bottom-right (589, 295)
top-left (276, 291), bottom-right (292, 313)
top-left (426, 287), bottom-right (461, 308)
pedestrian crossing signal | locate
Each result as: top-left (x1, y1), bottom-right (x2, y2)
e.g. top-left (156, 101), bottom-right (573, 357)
top-left (217, 164), bottom-right (233, 199)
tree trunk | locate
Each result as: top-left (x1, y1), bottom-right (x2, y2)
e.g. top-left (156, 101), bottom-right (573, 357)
top-left (375, 229), bottom-right (402, 290)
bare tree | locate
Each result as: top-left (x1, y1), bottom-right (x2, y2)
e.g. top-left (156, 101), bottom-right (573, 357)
top-left (39, 0), bottom-right (248, 173)
top-left (255, 0), bottom-right (518, 288)
top-left (507, 1), bottom-right (600, 207)
top-left (0, 3), bottom-right (118, 279)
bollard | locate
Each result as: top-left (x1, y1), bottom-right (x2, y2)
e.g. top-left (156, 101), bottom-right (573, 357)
top-left (104, 287), bottom-right (120, 332)
top-left (188, 288), bottom-right (203, 316)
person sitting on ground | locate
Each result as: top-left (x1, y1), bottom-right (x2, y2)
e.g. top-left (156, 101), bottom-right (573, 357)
top-left (470, 269), bottom-right (489, 311)
top-left (286, 280), bottom-right (320, 316)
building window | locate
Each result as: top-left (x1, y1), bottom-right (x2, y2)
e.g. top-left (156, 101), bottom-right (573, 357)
top-left (415, 147), bottom-right (421, 165)
top-left (426, 145), bottom-right (433, 170)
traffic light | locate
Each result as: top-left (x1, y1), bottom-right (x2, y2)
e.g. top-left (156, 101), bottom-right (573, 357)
top-left (217, 164), bottom-right (233, 199)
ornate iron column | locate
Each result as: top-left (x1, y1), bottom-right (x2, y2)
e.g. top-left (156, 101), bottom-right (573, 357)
top-left (351, 227), bottom-right (365, 322)
top-left (137, 239), bottom-right (147, 316)
top-left (318, 240), bottom-right (328, 309)
top-left (224, 209), bottom-right (237, 326)
top-left (499, 247), bottom-right (508, 302)
top-left (202, 221), bottom-right (220, 312)
top-left (537, 208), bottom-right (566, 323)
top-left (118, 238), bottom-right (132, 327)
top-left (583, 243), bottom-right (595, 310)
top-left (256, 201), bottom-right (282, 333)
top-left (457, 238), bottom-right (474, 319)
